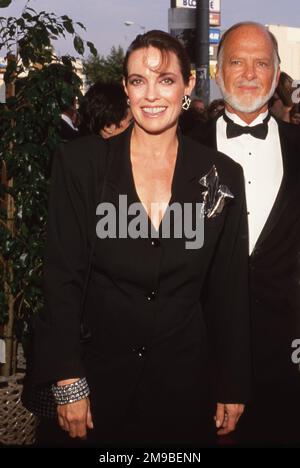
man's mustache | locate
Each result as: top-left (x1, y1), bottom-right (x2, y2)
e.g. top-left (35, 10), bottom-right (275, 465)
top-left (236, 81), bottom-right (262, 88)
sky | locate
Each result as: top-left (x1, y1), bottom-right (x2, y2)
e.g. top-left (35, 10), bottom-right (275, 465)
top-left (1, 0), bottom-right (300, 58)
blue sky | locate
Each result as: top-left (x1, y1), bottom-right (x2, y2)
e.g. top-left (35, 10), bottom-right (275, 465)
top-left (1, 0), bottom-right (300, 57)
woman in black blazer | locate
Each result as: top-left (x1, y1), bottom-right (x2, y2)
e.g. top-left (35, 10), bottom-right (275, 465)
top-left (32, 30), bottom-right (251, 446)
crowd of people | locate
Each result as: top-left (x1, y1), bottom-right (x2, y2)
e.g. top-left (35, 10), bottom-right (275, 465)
top-left (59, 71), bottom-right (300, 146)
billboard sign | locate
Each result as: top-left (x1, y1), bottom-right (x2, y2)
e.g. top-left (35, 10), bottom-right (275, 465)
top-left (174, 0), bottom-right (197, 7)
top-left (210, 12), bottom-right (220, 26)
top-left (209, 45), bottom-right (218, 59)
top-left (174, 0), bottom-right (221, 11)
top-left (209, 28), bottom-right (220, 44)
top-left (209, 0), bottom-right (221, 12)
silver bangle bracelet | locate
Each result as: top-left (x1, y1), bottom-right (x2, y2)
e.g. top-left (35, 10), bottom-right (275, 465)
top-left (51, 377), bottom-right (90, 405)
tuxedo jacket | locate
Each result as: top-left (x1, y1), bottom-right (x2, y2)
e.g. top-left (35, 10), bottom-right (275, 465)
top-left (189, 117), bottom-right (300, 386)
top-left (59, 118), bottom-right (79, 142)
top-left (31, 126), bottom-right (251, 437)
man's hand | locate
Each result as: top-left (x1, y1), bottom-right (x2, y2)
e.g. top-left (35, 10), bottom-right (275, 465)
top-left (214, 402), bottom-right (245, 435)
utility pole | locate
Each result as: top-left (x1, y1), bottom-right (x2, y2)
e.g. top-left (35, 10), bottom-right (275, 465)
top-left (195, 0), bottom-right (210, 105)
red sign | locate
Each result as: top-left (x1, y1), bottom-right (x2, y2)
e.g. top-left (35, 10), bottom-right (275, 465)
top-left (210, 12), bottom-right (220, 26)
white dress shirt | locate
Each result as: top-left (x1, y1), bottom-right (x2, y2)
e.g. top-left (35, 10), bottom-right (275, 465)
top-left (216, 110), bottom-right (283, 253)
top-left (61, 113), bottom-right (78, 131)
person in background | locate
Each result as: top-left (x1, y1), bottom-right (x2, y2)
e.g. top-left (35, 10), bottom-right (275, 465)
top-left (269, 71), bottom-right (294, 122)
top-left (78, 81), bottom-right (132, 138)
top-left (59, 100), bottom-right (78, 141)
top-left (190, 98), bottom-right (206, 114)
top-left (179, 97), bottom-right (207, 134)
top-left (290, 104), bottom-right (300, 125)
top-left (290, 83), bottom-right (300, 125)
top-left (207, 99), bottom-right (225, 121)
top-left (45, 63), bottom-right (81, 142)
top-left (188, 21), bottom-right (300, 445)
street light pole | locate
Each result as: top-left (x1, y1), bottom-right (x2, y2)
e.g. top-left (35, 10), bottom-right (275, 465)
top-left (124, 21), bottom-right (146, 33)
top-left (195, 0), bottom-right (210, 105)
top-left (124, 21), bottom-right (146, 49)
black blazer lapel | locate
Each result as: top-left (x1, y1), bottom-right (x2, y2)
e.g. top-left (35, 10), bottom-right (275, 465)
top-left (171, 132), bottom-right (200, 205)
top-left (105, 127), bottom-right (213, 211)
top-left (204, 118), bottom-right (218, 150)
top-left (171, 131), bottom-right (219, 207)
top-left (253, 121), bottom-right (300, 252)
top-left (102, 127), bottom-right (225, 236)
top-left (102, 125), bottom-right (137, 211)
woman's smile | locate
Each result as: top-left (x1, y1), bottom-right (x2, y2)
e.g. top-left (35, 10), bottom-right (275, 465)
top-left (141, 106), bottom-right (167, 117)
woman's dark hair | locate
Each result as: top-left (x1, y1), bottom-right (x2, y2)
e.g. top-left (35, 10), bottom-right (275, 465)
top-left (78, 81), bottom-right (129, 135)
top-left (123, 30), bottom-right (191, 85)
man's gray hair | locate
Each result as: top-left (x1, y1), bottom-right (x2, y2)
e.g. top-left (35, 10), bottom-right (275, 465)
top-left (217, 22), bottom-right (281, 70)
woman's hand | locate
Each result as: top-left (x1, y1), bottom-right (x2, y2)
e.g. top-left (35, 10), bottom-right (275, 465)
top-left (57, 397), bottom-right (94, 439)
top-left (56, 378), bottom-right (94, 439)
top-left (214, 402), bottom-right (245, 435)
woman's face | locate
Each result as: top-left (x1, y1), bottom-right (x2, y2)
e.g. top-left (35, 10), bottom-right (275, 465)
top-left (124, 46), bottom-right (194, 135)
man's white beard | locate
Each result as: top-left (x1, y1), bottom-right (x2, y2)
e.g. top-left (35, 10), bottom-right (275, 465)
top-left (218, 71), bottom-right (278, 114)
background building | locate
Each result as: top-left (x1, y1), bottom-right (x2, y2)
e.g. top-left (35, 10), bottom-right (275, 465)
top-left (0, 56), bottom-right (87, 103)
top-left (267, 24), bottom-right (300, 80)
top-left (0, 58), bottom-right (5, 102)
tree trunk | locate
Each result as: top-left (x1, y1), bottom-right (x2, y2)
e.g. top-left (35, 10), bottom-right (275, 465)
top-left (0, 57), bottom-right (17, 377)
top-left (0, 167), bottom-right (16, 377)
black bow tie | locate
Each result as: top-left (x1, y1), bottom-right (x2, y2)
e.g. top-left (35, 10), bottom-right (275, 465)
top-left (223, 113), bottom-right (270, 140)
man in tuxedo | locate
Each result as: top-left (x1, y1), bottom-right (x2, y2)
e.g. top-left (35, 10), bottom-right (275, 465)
top-left (59, 99), bottom-right (79, 142)
top-left (45, 63), bottom-right (80, 143)
top-left (189, 22), bottom-right (300, 445)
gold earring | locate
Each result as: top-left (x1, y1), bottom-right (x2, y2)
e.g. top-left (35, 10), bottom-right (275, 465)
top-left (182, 95), bottom-right (191, 111)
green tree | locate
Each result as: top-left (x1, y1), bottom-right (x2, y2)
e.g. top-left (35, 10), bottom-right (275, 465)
top-left (0, 1), bottom-right (97, 376)
top-left (83, 45), bottom-right (125, 85)
top-left (0, 1), bottom-right (12, 7)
